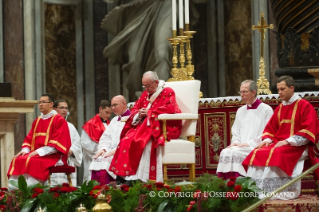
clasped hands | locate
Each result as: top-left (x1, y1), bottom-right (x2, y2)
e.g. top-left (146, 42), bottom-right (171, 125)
top-left (256, 140), bottom-right (289, 149)
top-left (14, 150), bottom-right (38, 158)
top-left (94, 149), bottom-right (115, 159)
top-left (138, 108), bottom-right (148, 118)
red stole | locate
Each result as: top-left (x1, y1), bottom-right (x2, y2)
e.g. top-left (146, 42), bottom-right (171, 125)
top-left (82, 114), bottom-right (109, 143)
top-left (7, 114), bottom-right (71, 181)
top-left (109, 87), bottom-right (182, 181)
top-left (242, 99), bottom-right (319, 177)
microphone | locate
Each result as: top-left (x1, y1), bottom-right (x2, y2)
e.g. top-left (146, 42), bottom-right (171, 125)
top-left (66, 111), bottom-right (70, 120)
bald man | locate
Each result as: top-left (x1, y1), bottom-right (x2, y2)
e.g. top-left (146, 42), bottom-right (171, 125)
top-left (89, 95), bottom-right (130, 185)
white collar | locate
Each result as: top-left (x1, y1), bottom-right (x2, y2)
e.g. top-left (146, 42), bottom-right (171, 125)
top-left (247, 97), bottom-right (257, 107)
top-left (41, 110), bottom-right (57, 119)
top-left (282, 94), bottom-right (301, 106)
top-left (147, 80), bottom-right (165, 103)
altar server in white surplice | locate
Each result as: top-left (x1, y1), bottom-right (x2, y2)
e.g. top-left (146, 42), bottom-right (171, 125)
top-left (89, 95), bottom-right (130, 185)
top-left (81, 100), bottom-right (112, 183)
top-left (217, 80), bottom-right (273, 179)
top-left (52, 99), bottom-right (82, 186)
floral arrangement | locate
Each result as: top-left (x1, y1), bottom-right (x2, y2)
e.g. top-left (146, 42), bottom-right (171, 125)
top-left (0, 174), bottom-right (261, 212)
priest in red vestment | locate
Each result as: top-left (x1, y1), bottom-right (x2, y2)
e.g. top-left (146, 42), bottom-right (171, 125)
top-left (242, 75), bottom-right (319, 200)
top-left (109, 71), bottom-right (182, 184)
top-left (7, 94), bottom-right (71, 189)
top-left (81, 100), bottom-right (112, 183)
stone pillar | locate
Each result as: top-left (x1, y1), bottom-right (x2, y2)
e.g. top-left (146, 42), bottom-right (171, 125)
top-left (0, 98), bottom-right (37, 187)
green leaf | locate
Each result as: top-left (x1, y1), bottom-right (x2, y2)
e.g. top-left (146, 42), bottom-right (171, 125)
top-left (27, 183), bottom-right (42, 194)
top-left (20, 198), bottom-right (37, 212)
top-left (234, 177), bottom-right (251, 185)
top-left (8, 180), bottom-right (18, 188)
top-left (157, 199), bottom-right (169, 212)
top-left (18, 175), bottom-right (28, 195)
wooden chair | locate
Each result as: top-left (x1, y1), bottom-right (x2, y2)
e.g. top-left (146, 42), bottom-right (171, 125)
top-left (48, 165), bottom-right (75, 187)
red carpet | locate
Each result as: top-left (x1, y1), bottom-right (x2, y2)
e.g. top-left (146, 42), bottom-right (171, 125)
top-left (258, 195), bottom-right (319, 212)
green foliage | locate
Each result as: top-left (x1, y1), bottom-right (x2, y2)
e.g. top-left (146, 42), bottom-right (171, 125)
top-left (3, 174), bottom-right (261, 212)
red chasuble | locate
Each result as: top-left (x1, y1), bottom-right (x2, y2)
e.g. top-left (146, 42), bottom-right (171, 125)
top-left (82, 114), bottom-right (109, 143)
top-left (7, 114), bottom-right (71, 181)
top-left (242, 99), bottom-right (319, 177)
top-left (109, 87), bottom-right (182, 180)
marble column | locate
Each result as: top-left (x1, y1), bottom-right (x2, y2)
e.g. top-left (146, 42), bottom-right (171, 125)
top-left (0, 98), bottom-right (37, 187)
top-left (0, 0), bottom-right (3, 83)
top-left (251, 0), bottom-right (271, 82)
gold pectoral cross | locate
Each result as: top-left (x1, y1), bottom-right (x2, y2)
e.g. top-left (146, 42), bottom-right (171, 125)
top-left (252, 12), bottom-right (274, 58)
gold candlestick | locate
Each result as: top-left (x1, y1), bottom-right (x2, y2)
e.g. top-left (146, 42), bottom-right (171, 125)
top-left (184, 30), bottom-right (196, 80)
top-left (167, 37), bottom-right (181, 81)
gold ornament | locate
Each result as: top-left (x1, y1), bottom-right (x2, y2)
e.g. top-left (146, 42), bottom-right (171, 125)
top-left (92, 193), bottom-right (112, 212)
top-left (77, 204), bottom-right (88, 212)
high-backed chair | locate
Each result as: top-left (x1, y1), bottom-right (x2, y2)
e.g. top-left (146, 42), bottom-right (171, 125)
top-left (158, 80), bottom-right (201, 182)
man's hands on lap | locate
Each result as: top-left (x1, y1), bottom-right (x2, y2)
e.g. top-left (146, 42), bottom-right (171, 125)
top-left (14, 151), bottom-right (27, 158)
top-left (227, 143), bottom-right (238, 148)
top-left (94, 150), bottom-right (105, 159)
top-left (274, 140), bottom-right (289, 148)
top-left (257, 141), bottom-right (271, 149)
top-left (103, 150), bottom-right (116, 157)
top-left (28, 151), bottom-right (39, 157)
top-left (239, 143), bottom-right (249, 147)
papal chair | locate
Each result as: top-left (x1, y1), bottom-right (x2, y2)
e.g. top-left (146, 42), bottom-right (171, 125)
top-left (158, 80), bottom-right (201, 182)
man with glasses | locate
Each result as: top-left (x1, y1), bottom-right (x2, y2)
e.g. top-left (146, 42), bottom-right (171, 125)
top-left (243, 76), bottom-right (319, 200)
top-left (52, 99), bottom-right (82, 186)
top-left (217, 80), bottom-right (273, 179)
top-left (81, 100), bottom-right (112, 183)
top-left (89, 95), bottom-right (130, 185)
top-left (109, 71), bottom-right (182, 185)
top-left (7, 94), bottom-right (71, 188)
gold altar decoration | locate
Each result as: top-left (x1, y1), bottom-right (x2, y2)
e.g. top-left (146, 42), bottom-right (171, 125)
top-left (37, 207), bottom-right (45, 212)
top-left (92, 193), bottom-right (112, 212)
top-left (168, 25), bottom-right (202, 97)
top-left (77, 204), bottom-right (88, 212)
top-left (252, 12), bottom-right (273, 95)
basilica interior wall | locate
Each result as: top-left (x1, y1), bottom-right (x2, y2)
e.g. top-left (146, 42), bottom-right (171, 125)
top-left (44, 3), bottom-right (78, 128)
top-left (224, 0), bottom-right (253, 96)
top-left (3, 0), bottom-right (25, 153)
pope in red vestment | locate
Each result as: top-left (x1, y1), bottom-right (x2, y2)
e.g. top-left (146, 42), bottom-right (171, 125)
top-left (110, 72), bottom-right (182, 182)
top-left (7, 101), bottom-right (71, 182)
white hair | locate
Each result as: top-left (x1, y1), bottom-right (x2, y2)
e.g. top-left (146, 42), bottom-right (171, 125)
top-left (143, 71), bottom-right (159, 81)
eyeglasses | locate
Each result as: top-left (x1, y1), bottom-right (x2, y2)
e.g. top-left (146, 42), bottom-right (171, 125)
top-left (238, 90), bottom-right (250, 95)
top-left (57, 106), bottom-right (69, 110)
top-left (38, 101), bottom-right (51, 105)
top-left (142, 81), bottom-right (155, 89)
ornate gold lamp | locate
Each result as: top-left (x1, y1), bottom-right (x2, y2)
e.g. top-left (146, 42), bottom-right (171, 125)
top-left (92, 193), bottom-right (112, 212)
top-left (252, 12), bottom-right (273, 95)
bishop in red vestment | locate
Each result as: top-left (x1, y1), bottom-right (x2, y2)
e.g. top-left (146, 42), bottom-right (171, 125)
top-left (109, 71), bottom-right (182, 183)
top-left (242, 76), bottom-right (319, 200)
top-left (7, 94), bottom-right (71, 187)
top-left (80, 100), bottom-right (112, 183)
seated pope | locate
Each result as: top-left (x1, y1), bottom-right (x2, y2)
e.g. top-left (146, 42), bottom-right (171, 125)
top-left (109, 71), bottom-right (182, 184)
top-left (7, 94), bottom-right (71, 189)
top-left (89, 95), bottom-right (131, 185)
top-left (243, 75), bottom-right (319, 200)
top-left (217, 80), bottom-right (273, 179)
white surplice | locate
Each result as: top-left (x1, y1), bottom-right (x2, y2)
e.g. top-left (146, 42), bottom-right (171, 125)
top-left (81, 122), bottom-right (108, 183)
top-left (217, 102), bottom-right (273, 176)
top-left (246, 94), bottom-right (309, 200)
top-left (89, 115), bottom-right (127, 179)
top-left (50, 122), bottom-right (82, 187)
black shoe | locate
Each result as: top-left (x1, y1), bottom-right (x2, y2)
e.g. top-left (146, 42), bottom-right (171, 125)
top-left (116, 176), bottom-right (126, 185)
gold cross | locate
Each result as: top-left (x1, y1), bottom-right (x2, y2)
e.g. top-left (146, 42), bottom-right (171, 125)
top-left (252, 12), bottom-right (274, 58)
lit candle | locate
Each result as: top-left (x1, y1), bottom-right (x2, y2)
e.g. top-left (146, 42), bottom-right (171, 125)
top-left (185, 0), bottom-right (189, 24)
top-left (172, 0), bottom-right (176, 30)
top-left (179, 0), bottom-right (183, 29)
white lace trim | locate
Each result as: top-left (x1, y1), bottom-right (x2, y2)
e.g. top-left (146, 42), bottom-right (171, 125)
top-left (41, 110), bottom-right (57, 120)
top-left (282, 94), bottom-right (301, 106)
